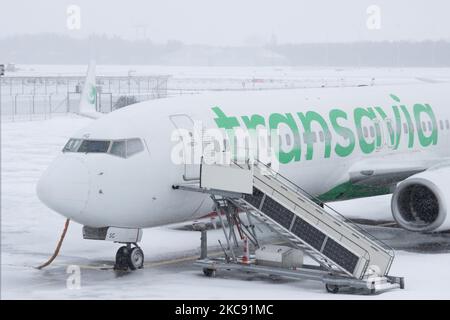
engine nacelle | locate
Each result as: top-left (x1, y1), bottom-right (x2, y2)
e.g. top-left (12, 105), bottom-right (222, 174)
top-left (392, 166), bottom-right (450, 232)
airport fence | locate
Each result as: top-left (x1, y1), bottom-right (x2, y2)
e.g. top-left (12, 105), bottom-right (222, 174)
top-left (0, 75), bottom-right (170, 122)
top-left (1, 74), bottom-right (381, 122)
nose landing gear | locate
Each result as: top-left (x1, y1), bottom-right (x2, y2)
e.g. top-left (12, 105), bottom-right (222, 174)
top-left (114, 244), bottom-right (144, 271)
top-left (82, 226), bottom-right (144, 271)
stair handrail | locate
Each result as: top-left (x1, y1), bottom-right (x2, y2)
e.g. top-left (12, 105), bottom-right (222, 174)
top-left (232, 158), bottom-right (395, 259)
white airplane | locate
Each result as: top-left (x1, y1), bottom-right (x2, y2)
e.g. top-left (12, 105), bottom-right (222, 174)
top-left (36, 64), bottom-right (450, 270)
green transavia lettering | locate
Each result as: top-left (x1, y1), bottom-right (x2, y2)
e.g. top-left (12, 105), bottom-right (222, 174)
top-left (212, 94), bottom-right (438, 163)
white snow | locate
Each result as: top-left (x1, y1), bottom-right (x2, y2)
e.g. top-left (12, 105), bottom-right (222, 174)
top-left (10, 65), bottom-right (450, 81)
top-left (2, 107), bottom-right (450, 299)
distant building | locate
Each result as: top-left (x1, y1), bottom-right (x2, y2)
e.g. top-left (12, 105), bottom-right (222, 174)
top-left (6, 63), bottom-right (17, 72)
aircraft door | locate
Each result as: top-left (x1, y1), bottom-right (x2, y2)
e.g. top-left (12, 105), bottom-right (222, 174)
top-left (169, 114), bottom-right (201, 180)
top-left (378, 118), bottom-right (396, 151)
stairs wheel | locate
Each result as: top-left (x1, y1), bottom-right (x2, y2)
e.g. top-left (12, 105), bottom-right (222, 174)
top-left (203, 268), bottom-right (216, 277)
top-left (400, 277), bottom-right (405, 289)
top-left (325, 284), bottom-right (339, 294)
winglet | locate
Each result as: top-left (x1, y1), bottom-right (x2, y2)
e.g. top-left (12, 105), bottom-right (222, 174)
top-left (415, 77), bottom-right (443, 84)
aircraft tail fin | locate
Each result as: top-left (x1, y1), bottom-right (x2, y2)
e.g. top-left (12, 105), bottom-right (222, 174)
top-left (77, 61), bottom-right (102, 119)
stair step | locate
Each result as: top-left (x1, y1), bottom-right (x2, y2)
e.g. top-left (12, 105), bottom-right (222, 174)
top-left (236, 162), bottom-right (395, 279)
top-left (200, 161), bottom-right (395, 280)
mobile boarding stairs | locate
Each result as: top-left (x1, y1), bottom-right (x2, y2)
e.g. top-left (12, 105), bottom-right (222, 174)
top-left (173, 159), bottom-right (404, 294)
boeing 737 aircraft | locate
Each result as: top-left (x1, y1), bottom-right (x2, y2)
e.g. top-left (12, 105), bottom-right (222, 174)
top-left (36, 64), bottom-right (450, 270)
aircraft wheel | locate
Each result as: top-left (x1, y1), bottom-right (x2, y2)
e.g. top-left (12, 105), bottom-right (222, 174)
top-left (127, 247), bottom-right (144, 270)
top-left (325, 284), bottom-right (340, 294)
top-left (114, 246), bottom-right (129, 271)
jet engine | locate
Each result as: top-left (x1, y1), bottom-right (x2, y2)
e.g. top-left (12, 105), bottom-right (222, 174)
top-left (391, 166), bottom-right (450, 232)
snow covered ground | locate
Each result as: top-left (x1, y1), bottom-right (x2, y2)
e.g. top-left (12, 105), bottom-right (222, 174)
top-left (6, 65), bottom-right (450, 95)
top-left (2, 113), bottom-right (450, 299)
top-left (9, 64), bottom-right (450, 80)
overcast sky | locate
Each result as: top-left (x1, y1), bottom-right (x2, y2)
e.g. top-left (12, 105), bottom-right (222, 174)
top-left (2, 0), bottom-right (449, 45)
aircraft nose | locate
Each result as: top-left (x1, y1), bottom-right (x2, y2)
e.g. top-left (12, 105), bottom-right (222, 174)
top-left (37, 156), bottom-right (90, 219)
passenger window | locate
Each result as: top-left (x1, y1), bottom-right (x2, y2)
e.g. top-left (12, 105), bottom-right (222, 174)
top-left (446, 120), bottom-right (450, 130)
top-left (303, 132), bottom-right (314, 144)
top-left (285, 134), bottom-right (292, 146)
top-left (387, 125), bottom-right (393, 136)
top-left (110, 140), bottom-right (126, 158)
top-left (318, 131), bottom-right (324, 142)
top-left (63, 138), bottom-right (82, 152)
top-left (440, 120), bottom-right (444, 130)
top-left (126, 138), bottom-right (144, 157)
top-left (403, 123), bottom-right (408, 134)
top-left (78, 140), bottom-right (110, 153)
top-left (363, 127), bottom-right (368, 138)
top-left (422, 122), bottom-right (427, 132)
top-left (369, 126), bottom-right (375, 138)
top-left (428, 121), bottom-right (432, 131)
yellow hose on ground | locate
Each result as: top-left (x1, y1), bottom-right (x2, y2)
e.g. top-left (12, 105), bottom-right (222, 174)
top-left (36, 219), bottom-right (70, 269)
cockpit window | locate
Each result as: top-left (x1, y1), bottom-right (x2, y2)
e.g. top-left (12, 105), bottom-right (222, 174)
top-left (110, 138), bottom-right (144, 158)
top-left (126, 138), bottom-right (144, 157)
top-left (63, 137), bottom-right (144, 158)
top-left (110, 140), bottom-right (126, 158)
top-left (78, 140), bottom-right (110, 153)
top-left (63, 139), bottom-right (82, 152)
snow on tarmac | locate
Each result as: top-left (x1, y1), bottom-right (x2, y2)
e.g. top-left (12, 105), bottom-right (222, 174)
top-left (2, 114), bottom-right (450, 299)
